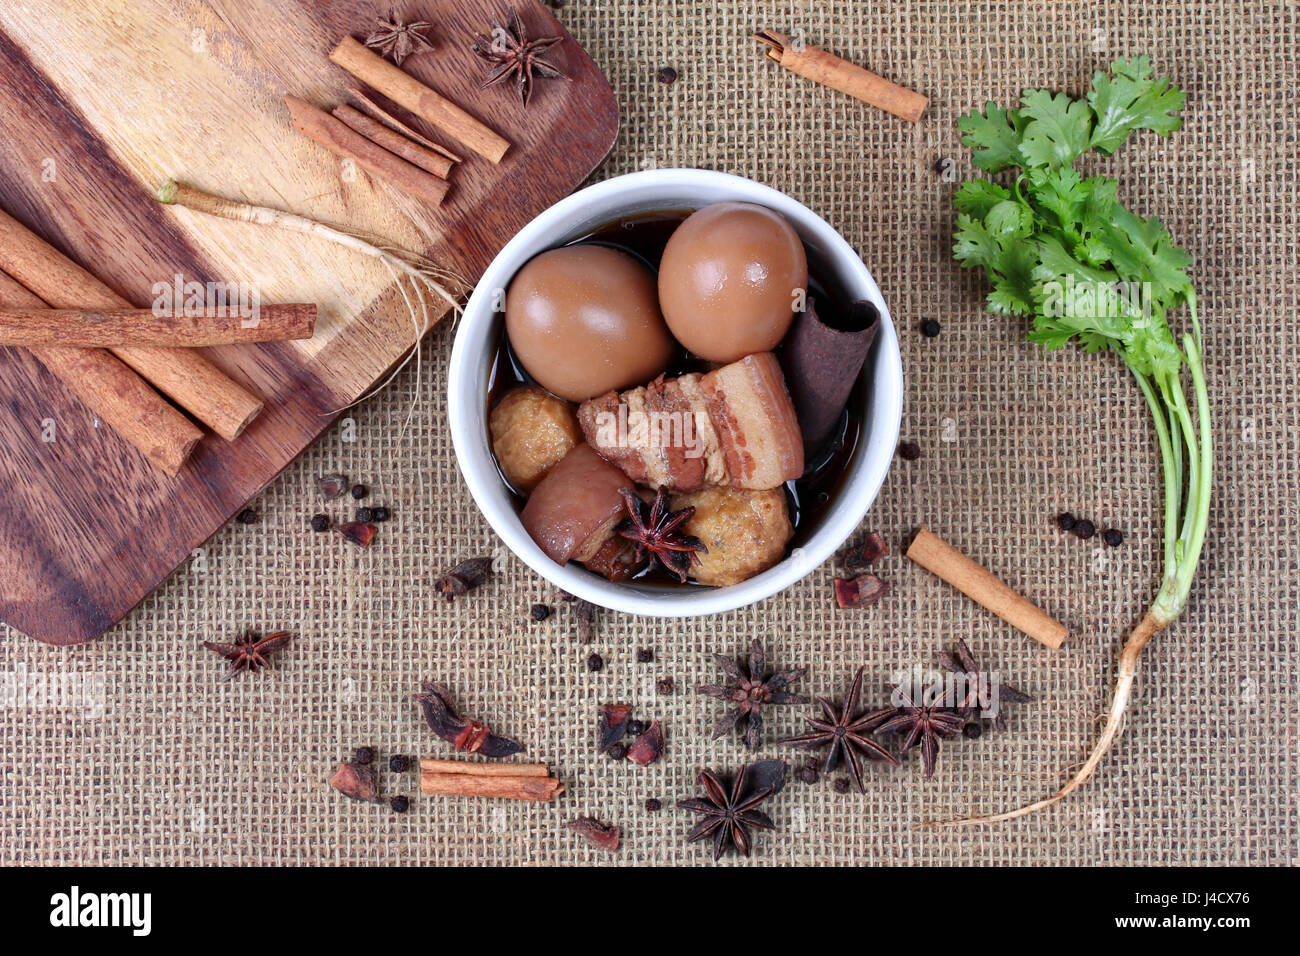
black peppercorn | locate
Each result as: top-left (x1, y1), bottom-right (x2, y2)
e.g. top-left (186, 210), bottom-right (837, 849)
top-left (389, 754), bottom-right (410, 773)
top-left (354, 746), bottom-right (375, 765)
top-left (607, 742), bottom-right (627, 760)
top-left (1074, 518), bottom-right (1096, 540)
top-left (350, 483), bottom-right (369, 500)
top-left (355, 507), bottom-right (374, 523)
top-left (644, 797), bottom-right (662, 812)
top-left (798, 765), bottom-right (818, 785)
top-left (635, 647), bottom-right (654, 663)
top-left (657, 66), bottom-right (678, 85)
top-left (371, 506), bottom-right (389, 523)
top-left (656, 677), bottom-right (675, 695)
top-left (963, 722), bottom-right (982, 740)
top-left (310, 514), bottom-right (331, 533)
top-left (389, 795), bottom-right (409, 813)
top-left (237, 508), bottom-right (257, 525)
top-left (1056, 512), bottom-right (1077, 531)
top-left (920, 319), bottom-right (941, 338)
top-left (897, 440), bottom-right (922, 461)
top-left (1103, 528), bottom-right (1124, 547)
top-left (833, 777), bottom-right (851, 794)
top-left (529, 603), bottom-right (551, 621)
top-left (587, 653), bottom-right (604, 672)
top-left (626, 718), bottom-right (646, 737)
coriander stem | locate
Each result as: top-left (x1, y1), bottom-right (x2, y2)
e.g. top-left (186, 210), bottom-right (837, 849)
top-left (1133, 367), bottom-right (1179, 576)
top-left (1173, 335), bottom-right (1212, 601)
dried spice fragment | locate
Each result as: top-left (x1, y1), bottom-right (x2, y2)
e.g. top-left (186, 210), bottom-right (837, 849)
top-left (201, 629), bottom-right (290, 681)
top-left (336, 521), bottom-right (377, 547)
top-left (414, 682), bottom-right (524, 758)
top-left (567, 816), bottom-right (620, 851)
top-left (625, 719), bottom-right (665, 766)
top-left (317, 473), bottom-right (348, 499)
top-left (844, 531), bottom-right (888, 574)
top-left (834, 572), bottom-right (890, 609)
top-left (574, 598), bottom-right (597, 643)
top-left (330, 759), bottom-right (381, 803)
top-left (597, 704), bottom-right (633, 753)
top-left (678, 760), bottom-right (786, 861)
top-left (434, 556), bottom-right (493, 599)
top-left (698, 639), bottom-right (806, 752)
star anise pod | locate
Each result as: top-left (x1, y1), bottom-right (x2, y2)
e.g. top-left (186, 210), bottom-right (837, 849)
top-left (615, 486), bottom-right (707, 583)
top-left (471, 11), bottom-right (568, 107)
top-left (874, 683), bottom-right (965, 779)
top-left (677, 760), bottom-right (786, 861)
top-left (699, 639), bottom-right (806, 751)
top-left (365, 7), bottom-right (435, 66)
top-left (937, 637), bottom-right (1032, 733)
top-left (781, 666), bottom-right (898, 792)
top-left (201, 629), bottom-right (290, 681)
top-left (413, 682), bottom-right (524, 757)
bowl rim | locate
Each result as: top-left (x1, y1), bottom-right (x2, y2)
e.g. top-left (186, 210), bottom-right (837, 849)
top-left (448, 168), bottom-right (902, 617)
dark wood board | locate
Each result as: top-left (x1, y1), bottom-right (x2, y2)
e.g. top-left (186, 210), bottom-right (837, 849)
top-left (0, 0), bottom-right (618, 644)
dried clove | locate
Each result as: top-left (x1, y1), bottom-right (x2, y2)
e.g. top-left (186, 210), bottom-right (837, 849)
top-left (568, 816), bottom-right (620, 851)
top-left (434, 557), bottom-right (493, 600)
top-left (834, 573), bottom-right (891, 609)
top-left (413, 682), bottom-right (524, 757)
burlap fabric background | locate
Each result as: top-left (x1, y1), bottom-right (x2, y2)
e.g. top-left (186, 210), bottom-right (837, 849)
top-left (2, 0), bottom-right (1296, 865)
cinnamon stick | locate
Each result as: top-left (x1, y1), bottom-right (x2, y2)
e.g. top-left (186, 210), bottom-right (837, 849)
top-left (0, 304), bottom-right (316, 347)
top-left (906, 529), bottom-right (1068, 649)
top-left (755, 30), bottom-right (928, 122)
top-left (285, 95), bottom-right (449, 207)
top-left (419, 759), bottom-right (550, 777)
top-left (332, 104), bottom-right (455, 180)
top-left (329, 36), bottom-right (510, 163)
top-left (345, 88), bottom-right (462, 162)
top-left (0, 207), bottom-right (264, 441)
top-left (419, 772), bottom-right (565, 801)
top-left (0, 270), bottom-right (200, 475)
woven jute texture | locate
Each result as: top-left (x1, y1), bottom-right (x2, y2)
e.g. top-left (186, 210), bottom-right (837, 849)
top-left (2, 0), bottom-right (1296, 866)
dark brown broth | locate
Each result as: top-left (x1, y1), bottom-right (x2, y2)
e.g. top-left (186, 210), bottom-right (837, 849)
top-left (486, 209), bottom-right (868, 584)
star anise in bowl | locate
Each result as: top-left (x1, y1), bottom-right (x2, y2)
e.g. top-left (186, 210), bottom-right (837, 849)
top-left (698, 639), bottom-right (806, 751)
top-left (615, 487), bottom-right (706, 583)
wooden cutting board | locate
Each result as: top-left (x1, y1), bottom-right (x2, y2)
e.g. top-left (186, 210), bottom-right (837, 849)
top-left (0, 0), bottom-right (618, 644)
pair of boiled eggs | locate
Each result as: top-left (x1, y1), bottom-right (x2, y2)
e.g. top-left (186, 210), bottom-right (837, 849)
top-left (505, 201), bottom-right (807, 402)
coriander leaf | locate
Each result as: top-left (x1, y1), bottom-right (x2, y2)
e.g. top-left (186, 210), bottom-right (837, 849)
top-left (1017, 89), bottom-right (1093, 170)
top-left (958, 102), bottom-right (1027, 172)
top-left (985, 199), bottom-right (1034, 240)
top-left (1033, 166), bottom-right (1088, 235)
top-left (954, 179), bottom-right (1011, 218)
top-left (953, 212), bottom-right (1000, 271)
top-left (1100, 206), bottom-right (1193, 304)
top-left (985, 241), bottom-right (1038, 315)
top-left (1087, 55), bottom-right (1186, 154)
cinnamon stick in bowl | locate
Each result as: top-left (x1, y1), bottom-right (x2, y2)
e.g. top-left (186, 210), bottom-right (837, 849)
top-left (0, 207), bottom-right (264, 442)
top-left (0, 304), bottom-right (317, 347)
top-left (0, 270), bottom-right (200, 475)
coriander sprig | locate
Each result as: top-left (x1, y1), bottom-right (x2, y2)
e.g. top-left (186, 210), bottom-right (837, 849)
top-left (934, 57), bottom-right (1211, 826)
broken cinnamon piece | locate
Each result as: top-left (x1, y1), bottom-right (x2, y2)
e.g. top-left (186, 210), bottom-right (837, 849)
top-left (330, 760), bottom-right (381, 802)
top-left (568, 816), bottom-right (620, 851)
top-left (0, 303), bottom-right (317, 347)
top-left (834, 572), bottom-right (891, 609)
top-left (419, 772), bottom-right (564, 801)
top-left (755, 29), bottom-right (928, 122)
top-left (626, 719), bottom-right (665, 766)
top-left (345, 88), bottom-right (463, 162)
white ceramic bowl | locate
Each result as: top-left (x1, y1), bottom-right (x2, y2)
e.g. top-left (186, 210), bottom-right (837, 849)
top-left (448, 169), bottom-right (902, 617)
